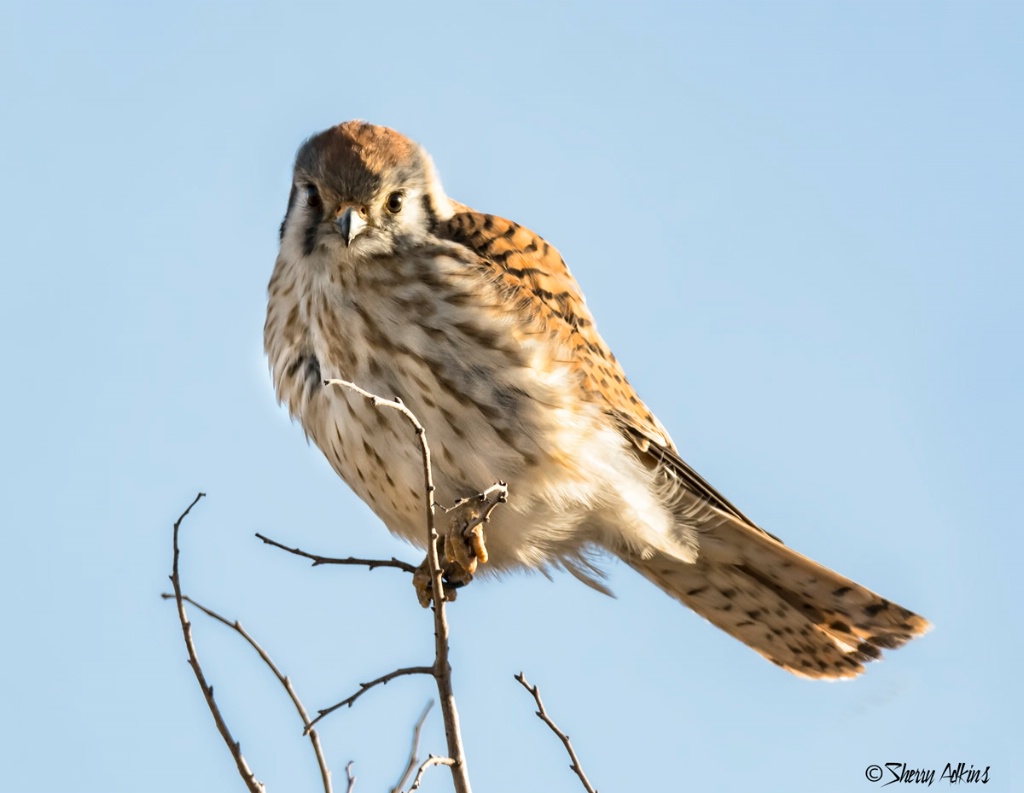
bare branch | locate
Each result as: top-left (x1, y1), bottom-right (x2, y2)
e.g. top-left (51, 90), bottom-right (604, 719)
top-left (515, 672), bottom-right (599, 793)
top-left (390, 701), bottom-right (434, 793)
top-left (325, 378), bottom-right (473, 793)
top-left (407, 755), bottom-right (456, 792)
top-left (307, 666), bottom-right (433, 733)
top-left (345, 761), bottom-right (356, 793)
top-left (169, 493), bottom-right (266, 793)
top-left (160, 592), bottom-right (333, 793)
top-left (256, 532), bottom-right (417, 574)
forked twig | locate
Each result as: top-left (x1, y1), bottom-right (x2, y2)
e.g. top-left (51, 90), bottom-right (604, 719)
top-left (160, 592), bottom-right (333, 792)
top-left (407, 755), bottom-right (456, 792)
top-left (169, 493), bottom-right (266, 793)
top-left (325, 378), bottom-right (473, 793)
top-left (515, 672), bottom-right (599, 793)
top-left (345, 761), bottom-right (356, 793)
top-left (390, 701), bottom-right (435, 793)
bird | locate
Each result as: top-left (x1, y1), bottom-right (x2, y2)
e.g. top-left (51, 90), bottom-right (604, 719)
top-left (265, 120), bottom-right (929, 679)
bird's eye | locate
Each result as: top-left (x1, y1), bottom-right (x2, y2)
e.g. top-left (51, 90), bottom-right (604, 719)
top-left (385, 191), bottom-right (405, 214)
top-left (302, 184), bottom-right (322, 210)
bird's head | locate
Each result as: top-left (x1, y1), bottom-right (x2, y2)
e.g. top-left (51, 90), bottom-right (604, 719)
top-left (279, 121), bottom-right (453, 264)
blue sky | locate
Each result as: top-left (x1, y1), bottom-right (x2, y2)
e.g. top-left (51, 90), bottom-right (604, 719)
top-left (1, 1), bottom-right (1021, 791)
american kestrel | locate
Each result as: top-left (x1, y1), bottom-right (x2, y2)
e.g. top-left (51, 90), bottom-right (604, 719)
top-left (265, 121), bottom-right (929, 679)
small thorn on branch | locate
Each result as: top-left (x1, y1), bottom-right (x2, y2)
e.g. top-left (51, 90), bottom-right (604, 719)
top-left (169, 492), bottom-right (267, 793)
top-left (306, 666), bottom-right (433, 733)
top-left (160, 592), bottom-right (333, 792)
top-left (255, 532), bottom-right (418, 574)
top-left (515, 672), bottom-right (599, 793)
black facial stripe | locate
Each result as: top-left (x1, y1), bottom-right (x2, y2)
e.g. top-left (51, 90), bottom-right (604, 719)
top-left (279, 183), bottom-right (298, 241)
top-left (280, 182), bottom-right (322, 255)
top-left (289, 183), bottom-right (323, 256)
top-left (420, 193), bottom-right (439, 232)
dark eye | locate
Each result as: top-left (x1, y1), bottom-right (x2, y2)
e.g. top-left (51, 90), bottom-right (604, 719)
top-left (302, 184), bottom-right (322, 210)
top-left (385, 191), bottom-right (404, 213)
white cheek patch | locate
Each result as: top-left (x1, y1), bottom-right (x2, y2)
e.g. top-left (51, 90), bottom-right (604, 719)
top-left (280, 211), bottom-right (314, 263)
top-left (422, 154), bottom-right (454, 220)
top-left (400, 195), bottom-right (425, 229)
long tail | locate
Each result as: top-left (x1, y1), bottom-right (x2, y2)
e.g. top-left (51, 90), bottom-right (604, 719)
top-left (626, 513), bottom-right (930, 679)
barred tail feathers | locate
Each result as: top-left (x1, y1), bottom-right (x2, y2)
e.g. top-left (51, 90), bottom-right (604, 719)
top-left (627, 518), bottom-right (930, 679)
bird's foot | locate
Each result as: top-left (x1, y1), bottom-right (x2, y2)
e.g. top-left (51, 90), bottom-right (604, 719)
top-left (412, 547), bottom-right (462, 608)
top-left (444, 483), bottom-right (508, 574)
top-left (413, 483), bottom-right (508, 607)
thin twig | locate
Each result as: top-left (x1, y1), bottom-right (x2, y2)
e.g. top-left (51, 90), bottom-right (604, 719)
top-left (407, 755), bottom-right (456, 792)
top-left (345, 761), bottom-right (356, 793)
top-left (256, 532), bottom-right (417, 574)
top-left (515, 672), bottom-right (599, 793)
top-left (325, 378), bottom-right (473, 793)
top-left (306, 665), bottom-right (433, 732)
top-left (160, 593), bottom-right (333, 793)
top-left (390, 701), bottom-right (435, 793)
top-left (169, 493), bottom-right (266, 793)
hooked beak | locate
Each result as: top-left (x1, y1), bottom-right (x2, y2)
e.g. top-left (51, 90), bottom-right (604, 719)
top-left (336, 207), bottom-right (367, 246)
